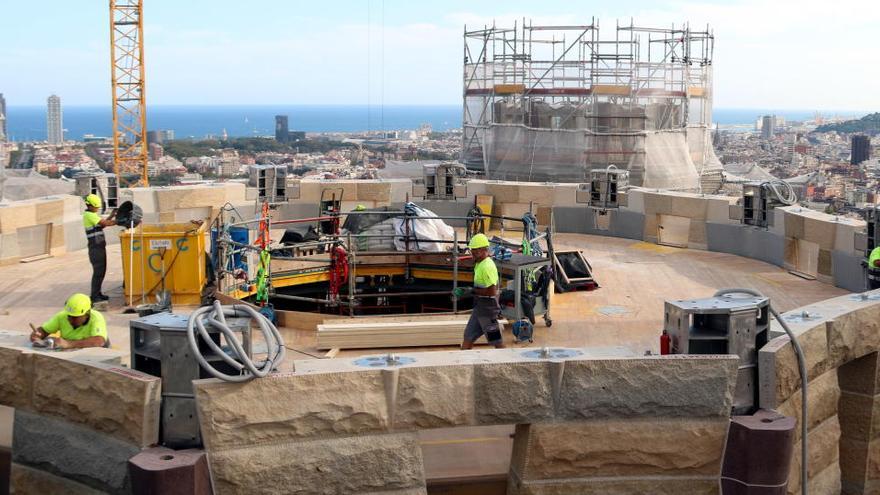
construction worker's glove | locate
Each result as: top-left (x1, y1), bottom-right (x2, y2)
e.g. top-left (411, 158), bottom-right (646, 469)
top-left (452, 287), bottom-right (473, 298)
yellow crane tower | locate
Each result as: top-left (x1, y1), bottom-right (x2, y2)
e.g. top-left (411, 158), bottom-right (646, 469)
top-left (109, 0), bottom-right (149, 186)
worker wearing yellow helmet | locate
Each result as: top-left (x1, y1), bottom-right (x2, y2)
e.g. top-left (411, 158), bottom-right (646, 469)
top-left (29, 294), bottom-right (108, 349)
top-left (83, 194), bottom-right (117, 302)
top-left (454, 233), bottom-right (505, 349)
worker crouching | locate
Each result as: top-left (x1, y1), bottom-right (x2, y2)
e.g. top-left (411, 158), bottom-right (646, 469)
top-left (29, 294), bottom-right (109, 350)
top-left (455, 234), bottom-right (505, 349)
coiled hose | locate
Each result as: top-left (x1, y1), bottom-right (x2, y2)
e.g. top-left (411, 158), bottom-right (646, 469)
top-left (186, 300), bottom-right (286, 382)
top-left (713, 288), bottom-right (807, 495)
top-left (762, 179), bottom-right (797, 205)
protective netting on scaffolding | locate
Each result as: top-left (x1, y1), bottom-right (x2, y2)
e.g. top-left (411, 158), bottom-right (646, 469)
top-left (462, 19), bottom-right (719, 193)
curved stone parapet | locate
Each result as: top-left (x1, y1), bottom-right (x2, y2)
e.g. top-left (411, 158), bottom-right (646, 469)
top-left (193, 350), bottom-right (740, 495)
top-left (759, 291), bottom-right (880, 494)
top-left (0, 334), bottom-right (161, 494)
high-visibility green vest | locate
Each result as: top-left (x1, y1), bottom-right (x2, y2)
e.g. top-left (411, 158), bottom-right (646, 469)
top-left (870, 247), bottom-right (880, 269)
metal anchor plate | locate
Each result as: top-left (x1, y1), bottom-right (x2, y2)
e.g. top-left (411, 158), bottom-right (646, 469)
top-left (353, 354), bottom-right (416, 368)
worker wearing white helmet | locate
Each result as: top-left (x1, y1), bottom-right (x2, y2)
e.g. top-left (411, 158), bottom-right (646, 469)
top-left (83, 194), bottom-right (117, 302)
top-left (454, 233), bottom-right (505, 349)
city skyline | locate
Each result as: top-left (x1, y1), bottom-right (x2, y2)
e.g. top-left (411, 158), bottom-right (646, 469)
top-left (0, 0), bottom-right (877, 110)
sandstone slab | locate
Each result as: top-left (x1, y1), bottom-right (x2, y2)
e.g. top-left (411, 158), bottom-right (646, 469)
top-left (559, 356), bottom-right (738, 419)
top-left (30, 353), bottom-right (160, 446)
top-left (12, 409), bottom-right (140, 494)
top-left (394, 365), bottom-right (474, 429)
top-left (474, 362), bottom-right (554, 424)
top-left (827, 304), bottom-right (880, 368)
top-left (787, 415), bottom-right (841, 494)
top-left (759, 326), bottom-right (829, 409)
top-left (208, 433), bottom-right (425, 495)
top-left (776, 368), bottom-right (840, 441)
top-left (0, 347), bottom-right (33, 409)
top-left (511, 418), bottom-right (728, 479)
top-left (838, 391), bottom-right (880, 442)
top-left (838, 352), bottom-right (880, 395)
top-left (11, 463), bottom-right (104, 495)
top-left (508, 477), bottom-right (720, 495)
top-left (194, 370), bottom-right (389, 450)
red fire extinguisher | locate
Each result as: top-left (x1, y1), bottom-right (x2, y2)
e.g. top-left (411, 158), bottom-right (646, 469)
top-left (660, 329), bottom-right (671, 355)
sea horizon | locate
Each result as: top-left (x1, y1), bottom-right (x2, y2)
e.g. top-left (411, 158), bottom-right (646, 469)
top-left (3, 104), bottom-right (870, 142)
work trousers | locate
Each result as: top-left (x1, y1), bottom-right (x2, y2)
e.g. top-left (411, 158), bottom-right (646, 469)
top-left (463, 296), bottom-right (502, 344)
top-left (88, 243), bottom-right (107, 299)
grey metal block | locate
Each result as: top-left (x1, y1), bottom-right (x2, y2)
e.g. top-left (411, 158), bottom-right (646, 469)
top-left (161, 397), bottom-right (200, 449)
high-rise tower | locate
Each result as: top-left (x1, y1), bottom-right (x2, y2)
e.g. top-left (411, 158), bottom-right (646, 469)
top-left (0, 93), bottom-right (7, 141)
top-left (47, 94), bottom-right (63, 144)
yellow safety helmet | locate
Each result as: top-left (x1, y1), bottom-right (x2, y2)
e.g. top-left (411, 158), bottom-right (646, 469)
top-left (468, 233), bottom-right (490, 250)
top-left (84, 194), bottom-right (101, 208)
top-left (64, 293), bottom-right (92, 317)
top-left (354, 204), bottom-right (366, 211)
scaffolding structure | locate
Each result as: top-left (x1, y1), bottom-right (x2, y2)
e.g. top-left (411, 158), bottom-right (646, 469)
top-left (462, 19), bottom-right (723, 192)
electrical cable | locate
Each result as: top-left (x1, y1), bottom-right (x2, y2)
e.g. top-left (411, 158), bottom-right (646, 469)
top-left (186, 300), bottom-right (285, 382)
top-left (713, 288), bottom-right (807, 495)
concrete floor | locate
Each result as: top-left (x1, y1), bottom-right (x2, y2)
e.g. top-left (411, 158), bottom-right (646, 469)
top-left (0, 235), bottom-right (848, 485)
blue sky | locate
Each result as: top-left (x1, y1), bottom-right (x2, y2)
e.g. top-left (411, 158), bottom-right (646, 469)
top-left (0, 0), bottom-right (876, 110)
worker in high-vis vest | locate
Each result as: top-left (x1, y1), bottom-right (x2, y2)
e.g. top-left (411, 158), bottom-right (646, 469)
top-left (454, 233), bottom-right (505, 349)
top-left (83, 194), bottom-right (116, 302)
top-left (869, 246), bottom-right (880, 290)
top-left (29, 293), bottom-right (109, 349)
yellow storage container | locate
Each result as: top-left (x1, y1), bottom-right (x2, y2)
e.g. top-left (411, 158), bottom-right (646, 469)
top-left (120, 222), bottom-right (208, 306)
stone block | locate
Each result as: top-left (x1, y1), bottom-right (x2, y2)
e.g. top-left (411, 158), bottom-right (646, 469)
top-left (804, 216), bottom-right (836, 251)
top-left (775, 368), bottom-right (840, 441)
top-left (785, 212), bottom-right (805, 239)
top-left (838, 391), bottom-right (880, 442)
top-left (759, 327), bottom-right (829, 409)
top-left (508, 477), bottom-right (719, 495)
top-left (0, 347), bottom-right (33, 409)
top-left (839, 352), bottom-right (880, 395)
top-left (194, 370), bottom-right (389, 450)
top-left (827, 304), bottom-right (880, 368)
top-left (839, 437), bottom-right (869, 492)
top-left (34, 198), bottom-right (65, 225)
top-left (474, 362), bottom-right (554, 424)
top-left (0, 203), bottom-right (37, 234)
top-left (394, 365), bottom-right (474, 429)
top-left (357, 181), bottom-right (392, 202)
top-left (510, 418), bottom-right (728, 480)
top-left (485, 183), bottom-right (521, 203)
top-left (669, 195), bottom-right (707, 220)
top-left (11, 463), bottom-right (104, 495)
top-left (208, 433), bottom-right (425, 495)
top-left (787, 415), bottom-right (841, 494)
top-left (818, 249), bottom-right (833, 276)
top-left (30, 354), bottom-right (161, 446)
top-left (722, 409), bottom-right (795, 488)
top-left (643, 192), bottom-right (673, 215)
top-left (558, 356), bottom-right (738, 419)
top-left (12, 409), bottom-right (140, 494)
top-left (802, 463), bottom-right (841, 495)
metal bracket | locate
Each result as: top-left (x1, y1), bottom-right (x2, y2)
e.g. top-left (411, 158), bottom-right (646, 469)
top-left (353, 354), bottom-right (416, 368)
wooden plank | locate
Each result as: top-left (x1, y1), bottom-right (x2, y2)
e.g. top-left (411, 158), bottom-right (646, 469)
top-left (316, 320), bottom-right (489, 350)
top-left (324, 348), bottom-right (340, 358)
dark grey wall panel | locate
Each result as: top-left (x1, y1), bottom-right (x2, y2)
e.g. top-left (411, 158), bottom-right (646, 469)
top-left (611, 210), bottom-right (646, 240)
top-left (832, 250), bottom-right (867, 292)
top-left (552, 207), bottom-right (645, 241)
top-left (706, 223), bottom-right (784, 267)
